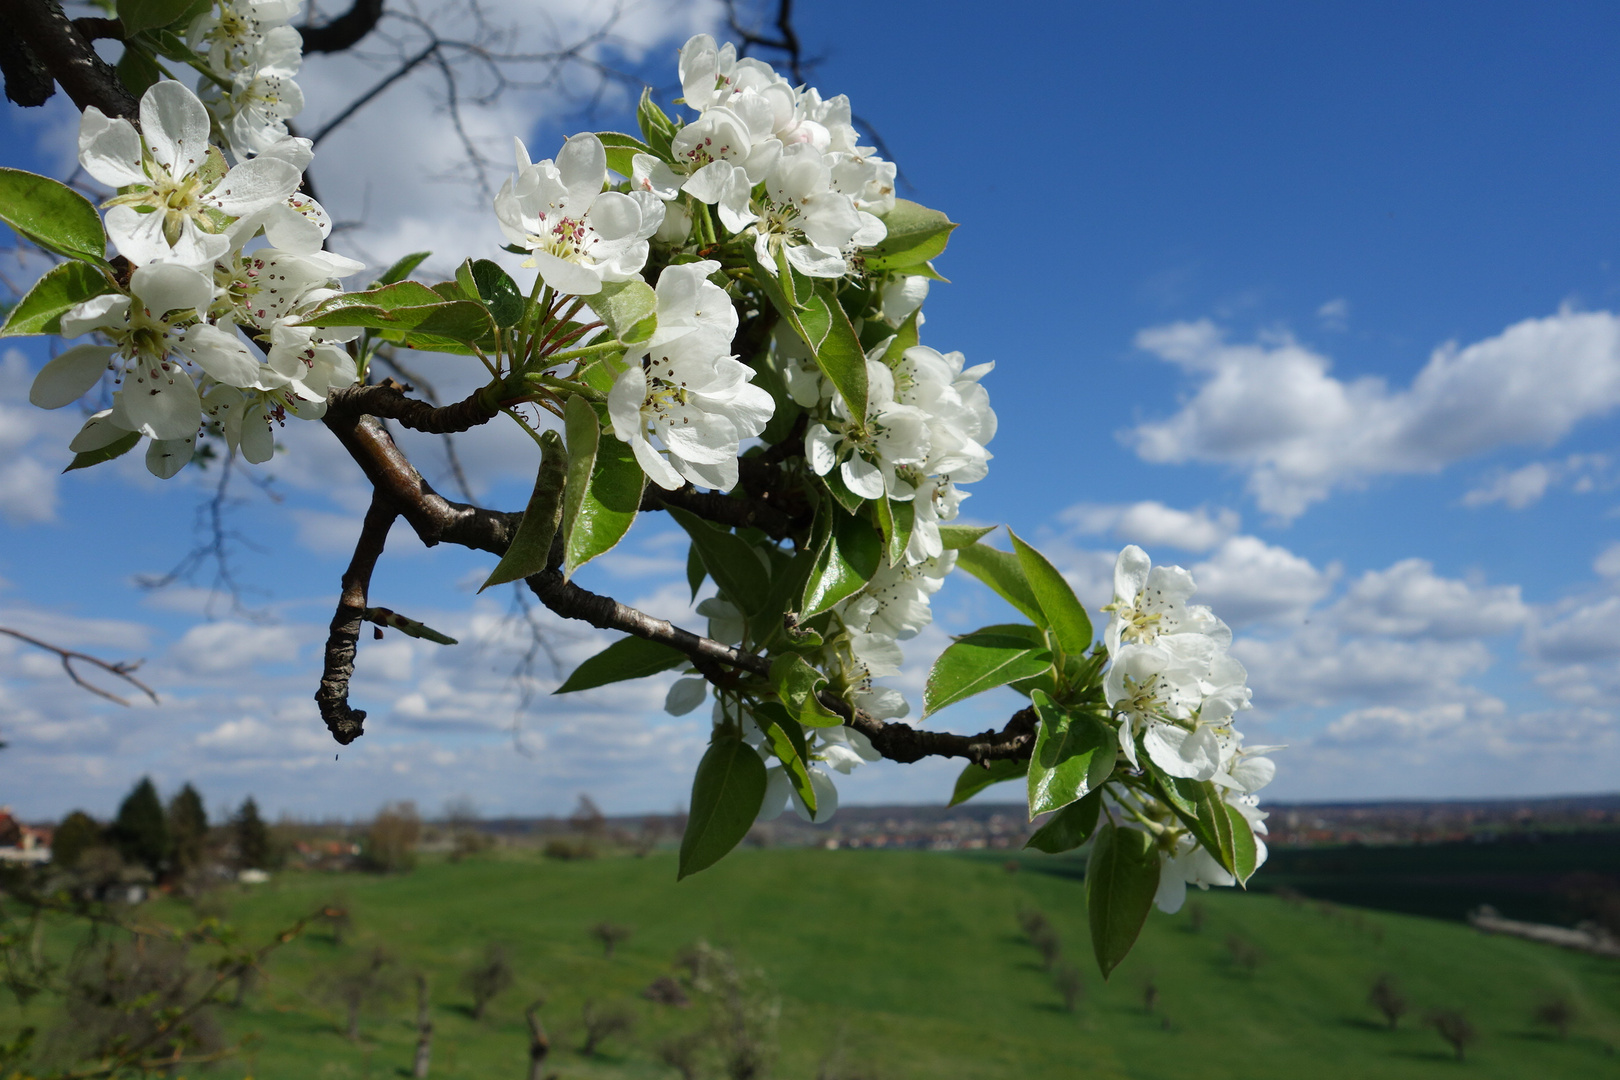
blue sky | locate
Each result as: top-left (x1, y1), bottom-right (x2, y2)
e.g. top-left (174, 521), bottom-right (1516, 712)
top-left (2, 1), bottom-right (1619, 821)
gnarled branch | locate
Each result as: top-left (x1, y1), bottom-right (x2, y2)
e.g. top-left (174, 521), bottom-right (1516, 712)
top-left (325, 380), bottom-right (501, 435)
top-left (315, 492), bottom-right (398, 745)
top-left (3, 0), bottom-right (136, 118)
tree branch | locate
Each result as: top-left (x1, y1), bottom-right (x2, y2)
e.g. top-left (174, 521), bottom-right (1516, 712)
top-left (315, 492), bottom-right (398, 745)
top-left (297, 0), bottom-right (386, 54)
top-left (0, 626), bottom-right (158, 707)
top-left (640, 485), bottom-right (798, 541)
top-left (3, 0), bottom-right (136, 118)
top-left (325, 380), bottom-right (501, 435)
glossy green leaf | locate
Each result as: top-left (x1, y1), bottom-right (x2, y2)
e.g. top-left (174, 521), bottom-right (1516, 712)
top-left (1154, 774), bottom-right (1260, 885)
top-left (804, 285), bottom-right (867, 425)
top-left (769, 654), bottom-right (842, 729)
top-left (117, 0), bottom-right (207, 34)
top-left (63, 429), bottom-right (140, 473)
top-left (954, 540), bottom-right (1046, 627)
top-left (0, 261), bottom-right (115, 337)
top-left (751, 701), bottom-right (816, 814)
top-left (598, 131), bottom-right (654, 179)
top-left (678, 735), bottom-right (767, 879)
top-left (923, 632), bottom-right (1053, 718)
top-left (802, 510), bottom-right (882, 617)
top-left (1025, 790), bottom-right (1102, 854)
top-left (1010, 529), bottom-right (1094, 658)
top-left (480, 429), bottom-right (566, 590)
top-left (560, 397), bottom-right (643, 577)
top-left (1027, 690), bottom-right (1117, 817)
top-left (1086, 822), bottom-right (1161, 979)
top-left (0, 168), bottom-right (107, 265)
top-left (686, 541), bottom-right (706, 601)
top-left (938, 523), bottom-right (997, 550)
top-left (593, 278), bottom-right (657, 345)
top-left (865, 199), bottom-right (957, 272)
top-left (298, 281), bottom-right (494, 342)
top-left (115, 41), bottom-right (165, 96)
top-left (141, 24), bottom-right (209, 65)
top-left (469, 259), bottom-right (523, 327)
top-left (948, 757), bottom-right (1028, 807)
top-left (372, 251), bottom-right (431, 286)
top-left (875, 496), bottom-right (914, 568)
top-left (667, 507), bottom-right (771, 617)
top-left (554, 634), bottom-right (687, 694)
top-left (636, 88), bottom-right (678, 159)
top-left (817, 467), bottom-right (865, 514)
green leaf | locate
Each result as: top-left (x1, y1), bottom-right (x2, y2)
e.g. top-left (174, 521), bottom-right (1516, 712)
top-left (1009, 529), bottom-right (1094, 658)
top-left (115, 41), bottom-right (165, 96)
top-left (298, 282), bottom-right (495, 343)
top-left (1025, 790), bottom-right (1102, 854)
top-left (598, 131), bottom-right (654, 178)
top-left (554, 635), bottom-right (687, 694)
top-left (817, 467), bottom-right (866, 514)
top-left (769, 654), bottom-right (842, 729)
top-left (0, 168), bottom-right (107, 265)
top-left (803, 285), bottom-right (867, 425)
top-left (469, 259), bottom-right (523, 327)
top-left (636, 88), bottom-right (678, 160)
top-left (948, 758), bottom-right (1028, 807)
top-left (1027, 690), bottom-right (1117, 818)
top-left (875, 496), bottom-right (914, 568)
top-left (801, 510), bottom-right (882, 618)
top-left (63, 429), bottom-right (140, 473)
top-left (686, 541), bottom-right (706, 601)
top-left (592, 278), bottom-right (657, 345)
top-left (866, 199), bottom-right (957, 272)
top-left (141, 25), bottom-right (209, 66)
top-left (923, 632), bottom-right (1053, 718)
top-left (372, 251), bottom-right (431, 287)
top-left (0, 262), bottom-right (115, 337)
top-left (1153, 775), bottom-right (1260, 885)
top-left (116, 0), bottom-right (202, 35)
top-left (1086, 822), bottom-right (1161, 979)
top-left (954, 540), bottom-right (1046, 627)
top-left (678, 735), bottom-right (767, 879)
top-left (668, 506), bottom-right (771, 619)
top-left (480, 429), bottom-right (566, 590)
top-left (750, 701), bottom-right (816, 814)
top-left (560, 397), bottom-right (643, 577)
top-left (938, 523), bottom-right (997, 549)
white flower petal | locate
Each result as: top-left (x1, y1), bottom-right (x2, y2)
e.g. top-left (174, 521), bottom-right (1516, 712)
top-left (29, 345), bottom-right (113, 408)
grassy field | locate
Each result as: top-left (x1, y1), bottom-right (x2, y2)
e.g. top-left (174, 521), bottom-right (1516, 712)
top-left (24, 848), bottom-right (1620, 1079)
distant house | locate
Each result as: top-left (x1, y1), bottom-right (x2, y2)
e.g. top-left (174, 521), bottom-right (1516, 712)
top-left (0, 807), bottom-right (52, 864)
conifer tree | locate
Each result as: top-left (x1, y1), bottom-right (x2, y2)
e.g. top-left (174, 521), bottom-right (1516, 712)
top-left (167, 784), bottom-right (209, 872)
top-left (234, 797), bottom-right (270, 871)
top-left (52, 811), bottom-right (103, 869)
top-left (111, 777), bottom-right (168, 876)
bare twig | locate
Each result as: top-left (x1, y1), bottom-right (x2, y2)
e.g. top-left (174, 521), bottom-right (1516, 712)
top-left (0, 627), bottom-right (158, 707)
top-left (316, 492), bottom-right (399, 745)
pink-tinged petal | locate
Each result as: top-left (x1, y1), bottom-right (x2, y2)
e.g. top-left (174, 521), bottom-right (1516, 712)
top-left (179, 324), bottom-right (259, 387)
top-left (206, 157), bottom-right (301, 215)
top-left (530, 251), bottom-right (601, 296)
top-left (145, 433), bottom-right (195, 479)
top-left (77, 109), bottom-right (146, 188)
top-left (630, 154), bottom-right (681, 199)
top-left (120, 361), bottom-right (201, 440)
top-left (30, 345), bottom-right (114, 408)
top-left (555, 133), bottom-right (606, 213)
top-left (131, 262), bottom-right (214, 315)
top-left (140, 81), bottom-right (211, 179)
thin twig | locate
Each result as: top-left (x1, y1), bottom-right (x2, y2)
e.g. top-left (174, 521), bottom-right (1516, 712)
top-left (0, 627), bottom-right (158, 706)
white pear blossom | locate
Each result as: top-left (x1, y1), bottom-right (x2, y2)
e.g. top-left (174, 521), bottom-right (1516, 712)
top-left (495, 134), bottom-right (663, 296)
top-left (1104, 545), bottom-right (1230, 659)
top-left (753, 144), bottom-right (877, 278)
top-left (80, 81), bottom-right (302, 268)
top-left (840, 551), bottom-right (956, 641)
top-left (893, 345), bottom-right (995, 482)
top-left (1152, 833), bottom-right (1237, 915)
top-left (607, 261), bottom-right (773, 491)
top-left (805, 359), bottom-right (929, 499)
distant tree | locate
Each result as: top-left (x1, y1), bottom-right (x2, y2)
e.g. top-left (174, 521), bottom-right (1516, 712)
top-left (1369, 974), bottom-right (1409, 1030)
top-left (317, 903), bottom-right (354, 946)
top-left (461, 944), bottom-right (514, 1021)
top-left (1187, 901), bottom-right (1208, 933)
top-left (321, 947), bottom-right (399, 1042)
top-left (1534, 995), bottom-right (1577, 1040)
top-left (525, 997), bottom-right (553, 1080)
top-left (578, 999), bottom-right (636, 1056)
top-left (1425, 1008), bottom-right (1479, 1061)
top-left (591, 922), bottom-right (634, 959)
top-left (569, 795), bottom-right (607, 840)
top-left (48, 937), bottom-right (222, 1067)
top-left (166, 783), bottom-right (208, 873)
top-left (1224, 934), bottom-right (1264, 972)
top-left (362, 802), bottom-right (421, 873)
top-left (643, 975), bottom-right (691, 1007)
top-left (110, 777), bottom-right (168, 875)
top-left (1016, 908), bottom-right (1061, 970)
top-left (234, 797), bottom-right (271, 871)
top-left (658, 1032), bottom-right (704, 1080)
top-left (51, 811), bottom-right (102, 869)
top-left (412, 972), bottom-right (433, 1079)
top-left (1142, 977), bottom-right (1159, 1015)
top-left (1053, 963), bottom-right (1085, 1013)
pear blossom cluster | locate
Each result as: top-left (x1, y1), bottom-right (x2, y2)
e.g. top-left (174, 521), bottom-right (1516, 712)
top-left (188, 0), bottom-right (308, 160)
top-left (1101, 545), bottom-right (1278, 912)
top-left (30, 79), bottom-right (358, 476)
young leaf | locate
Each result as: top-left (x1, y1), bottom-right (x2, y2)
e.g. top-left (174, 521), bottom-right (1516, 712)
top-left (597, 131), bottom-right (655, 178)
top-left (1086, 822), bottom-right (1161, 979)
top-left (1152, 774), bottom-right (1259, 885)
top-left (0, 262), bottom-right (115, 337)
top-left (554, 635), bottom-right (687, 694)
top-left (298, 281), bottom-right (495, 342)
top-left (678, 735), bottom-right (767, 880)
top-left (372, 251), bottom-right (431, 286)
top-left (636, 88), bottom-right (678, 159)
top-left (116, 0), bottom-right (204, 35)
top-left (954, 541), bottom-right (1046, 627)
top-left (561, 407), bottom-right (644, 578)
top-left (801, 510), bottom-right (882, 617)
top-left (948, 758), bottom-right (1028, 807)
top-left (865, 200), bottom-right (957, 271)
top-left (1025, 790), bottom-right (1103, 854)
top-left (804, 285), bottom-right (867, 425)
top-left (686, 542), bottom-right (707, 601)
top-left (875, 495), bottom-right (914, 568)
top-left (769, 654), bottom-right (842, 729)
top-left (1027, 690), bottom-right (1117, 818)
top-left (0, 168), bottom-right (108, 265)
top-left (592, 278), bottom-right (658, 345)
top-left (480, 429), bottom-right (567, 590)
top-left (1009, 529), bottom-right (1094, 657)
top-left (115, 41), bottom-right (165, 96)
top-left (667, 507), bottom-right (771, 617)
top-left (938, 523), bottom-right (997, 549)
top-left (364, 607), bottom-right (458, 645)
top-left (750, 701), bottom-right (816, 815)
top-left (817, 467), bottom-right (866, 515)
top-left (923, 632), bottom-right (1053, 718)
top-left (63, 429), bottom-right (140, 473)
top-left (470, 259), bottom-right (523, 327)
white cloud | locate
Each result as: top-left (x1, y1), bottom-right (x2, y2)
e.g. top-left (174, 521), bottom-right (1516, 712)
top-left (1462, 454), bottom-right (1610, 510)
top-left (170, 622), bottom-right (303, 675)
top-left (1189, 535), bottom-right (1336, 626)
top-left (1058, 500), bottom-right (1239, 553)
top-left (1333, 559), bottom-right (1528, 639)
top-left (1128, 310), bottom-right (1620, 519)
top-left (1316, 298), bottom-right (1348, 331)
top-left (1597, 543), bottom-right (1620, 580)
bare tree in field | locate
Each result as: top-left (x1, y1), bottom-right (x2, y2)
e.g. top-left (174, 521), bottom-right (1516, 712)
top-left (1368, 974), bottom-right (1409, 1030)
top-left (524, 998), bottom-right (554, 1080)
top-left (1425, 1008), bottom-right (1479, 1061)
top-left (579, 999), bottom-right (637, 1056)
top-left (412, 972), bottom-right (433, 1078)
top-left (1534, 995), bottom-right (1577, 1040)
top-left (320, 947), bottom-right (399, 1042)
top-left (461, 944), bottom-right (514, 1021)
top-left (590, 922), bottom-right (634, 959)
top-left (1053, 963), bottom-right (1085, 1013)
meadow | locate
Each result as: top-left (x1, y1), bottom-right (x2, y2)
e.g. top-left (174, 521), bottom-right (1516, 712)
top-left (49, 846), bottom-right (1611, 1079)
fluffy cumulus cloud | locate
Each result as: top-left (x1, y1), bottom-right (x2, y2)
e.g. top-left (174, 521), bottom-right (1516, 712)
top-left (1059, 500), bottom-right (1239, 552)
top-left (0, 349), bottom-right (85, 526)
top-left (1461, 454), bottom-right (1610, 510)
top-left (1127, 310), bottom-right (1620, 519)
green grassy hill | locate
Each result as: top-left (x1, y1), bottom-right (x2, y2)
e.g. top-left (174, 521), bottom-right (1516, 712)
top-left (35, 849), bottom-right (1620, 1078)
